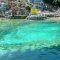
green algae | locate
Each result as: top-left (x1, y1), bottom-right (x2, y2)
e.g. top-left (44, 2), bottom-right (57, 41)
top-left (0, 39), bottom-right (60, 52)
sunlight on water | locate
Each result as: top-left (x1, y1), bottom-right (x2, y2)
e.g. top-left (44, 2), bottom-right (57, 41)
top-left (0, 20), bottom-right (60, 51)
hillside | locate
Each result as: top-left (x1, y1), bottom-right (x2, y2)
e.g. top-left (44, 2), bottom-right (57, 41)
top-left (43, 0), bottom-right (60, 6)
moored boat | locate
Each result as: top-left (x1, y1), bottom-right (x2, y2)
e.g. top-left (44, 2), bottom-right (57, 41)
top-left (26, 14), bottom-right (46, 20)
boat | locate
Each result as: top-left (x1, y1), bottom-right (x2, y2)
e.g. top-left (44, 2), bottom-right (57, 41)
top-left (26, 14), bottom-right (46, 20)
top-left (5, 10), bottom-right (27, 19)
top-left (10, 15), bottom-right (27, 19)
top-left (26, 6), bottom-right (47, 20)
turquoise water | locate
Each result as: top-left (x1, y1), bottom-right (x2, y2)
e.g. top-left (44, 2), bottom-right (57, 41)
top-left (0, 20), bottom-right (60, 46)
top-left (0, 20), bottom-right (60, 60)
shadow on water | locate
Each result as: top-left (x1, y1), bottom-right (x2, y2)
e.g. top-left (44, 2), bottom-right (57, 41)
top-left (0, 45), bottom-right (60, 60)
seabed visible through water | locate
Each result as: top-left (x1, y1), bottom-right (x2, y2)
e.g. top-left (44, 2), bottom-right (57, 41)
top-left (0, 18), bottom-right (60, 60)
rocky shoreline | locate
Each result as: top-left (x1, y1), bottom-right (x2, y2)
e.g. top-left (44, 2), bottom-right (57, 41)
top-left (0, 17), bottom-right (60, 26)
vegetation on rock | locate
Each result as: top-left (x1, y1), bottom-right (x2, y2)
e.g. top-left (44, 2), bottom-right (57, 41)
top-left (43, 0), bottom-right (60, 6)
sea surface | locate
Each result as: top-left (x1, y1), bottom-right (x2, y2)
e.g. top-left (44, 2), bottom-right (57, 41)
top-left (0, 19), bottom-right (60, 60)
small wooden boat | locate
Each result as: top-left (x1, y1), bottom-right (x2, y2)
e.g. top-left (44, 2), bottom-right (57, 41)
top-left (5, 10), bottom-right (27, 19)
top-left (10, 15), bottom-right (27, 19)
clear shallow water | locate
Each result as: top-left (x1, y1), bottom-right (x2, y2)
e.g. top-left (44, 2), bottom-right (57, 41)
top-left (0, 19), bottom-right (60, 60)
top-left (0, 21), bottom-right (60, 45)
top-left (0, 20), bottom-right (60, 45)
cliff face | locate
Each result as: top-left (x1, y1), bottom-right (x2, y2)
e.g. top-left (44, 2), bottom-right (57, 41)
top-left (29, 0), bottom-right (60, 12)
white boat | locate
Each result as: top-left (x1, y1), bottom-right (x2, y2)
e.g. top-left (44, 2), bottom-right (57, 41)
top-left (26, 14), bottom-right (47, 20)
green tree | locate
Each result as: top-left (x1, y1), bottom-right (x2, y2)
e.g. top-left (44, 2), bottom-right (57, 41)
top-left (53, 0), bottom-right (60, 3)
top-left (43, 0), bottom-right (60, 6)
